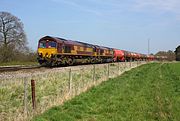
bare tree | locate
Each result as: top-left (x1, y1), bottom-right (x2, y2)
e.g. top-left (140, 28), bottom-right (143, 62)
top-left (0, 11), bottom-right (27, 62)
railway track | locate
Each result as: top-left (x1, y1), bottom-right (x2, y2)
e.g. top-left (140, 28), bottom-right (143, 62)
top-left (0, 61), bottom-right (140, 73)
top-left (0, 65), bottom-right (42, 72)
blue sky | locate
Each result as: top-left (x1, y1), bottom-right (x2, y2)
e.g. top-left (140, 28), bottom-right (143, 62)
top-left (0, 0), bottom-right (180, 54)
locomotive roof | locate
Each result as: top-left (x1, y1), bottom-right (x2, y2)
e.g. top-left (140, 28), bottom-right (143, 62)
top-left (40, 36), bottom-right (113, 49)
top-left (39, 36), bottom-right (149, 56)
top-left (40, 36), bottom-right (89, 47)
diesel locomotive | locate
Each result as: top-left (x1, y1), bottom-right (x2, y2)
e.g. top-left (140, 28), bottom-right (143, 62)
top-left (37, 36), bottom-right (154, 66)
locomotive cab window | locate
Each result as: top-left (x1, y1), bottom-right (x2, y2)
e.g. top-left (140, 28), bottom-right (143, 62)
top-left (39, 40), bottom-right (57, 48)
top-left (39, 41), bottom-right (46, 48)
top-left (48, 41), bottom-right (57, 48)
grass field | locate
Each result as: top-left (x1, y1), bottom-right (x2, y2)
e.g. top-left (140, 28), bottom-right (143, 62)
top-left (33, 62), bottom-right (180, 121)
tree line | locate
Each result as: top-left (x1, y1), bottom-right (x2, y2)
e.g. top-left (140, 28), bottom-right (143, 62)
top-left (155, 50), bottom-right (176, 61)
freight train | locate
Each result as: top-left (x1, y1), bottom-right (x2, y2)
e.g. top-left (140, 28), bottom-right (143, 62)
top-left (37, 36), bottom-right (155, 66)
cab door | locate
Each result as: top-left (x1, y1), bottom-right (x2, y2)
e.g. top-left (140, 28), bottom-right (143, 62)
top-left (57, 42), bottom-right (63, 53)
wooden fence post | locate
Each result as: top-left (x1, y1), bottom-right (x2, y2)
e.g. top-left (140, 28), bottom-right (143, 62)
top-left (122, 62), bottom-right (125, 72)
top-left (137, 60), bottom-right (138, 67)
top-left (31, 79), bottom-right (36, 110)
top-left (118, 62), bottom-right (120, 75)
top-left (124, 61), bottom-right (127, 71)
top-left (93, 65), bottom-right (96, 83)
top-left (24, 77), bottom-right (28, 116)
top-left (81, 68), bottom-right (84, 88)
top-left (68, 68), bottom-right (72, 94)
top-left (107, 63), bottom-right (110, 79)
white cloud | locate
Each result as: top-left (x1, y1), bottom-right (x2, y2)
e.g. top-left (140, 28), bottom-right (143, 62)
top-left (50, 0), bottom-right (102, 16)
top-left (131, 0), bottom-right (180, 21)
top-left (50, 0), bottom-right (132, 16)
top-left (134, 0), bottom-right (180, 15)
top-left (50, 0), bottom-right (180, 20)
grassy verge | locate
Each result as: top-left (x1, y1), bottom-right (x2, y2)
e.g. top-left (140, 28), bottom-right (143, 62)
top-left (1, 62), bottom-right (136, 121)
top-left (33, 62), bottom-right (180, 121)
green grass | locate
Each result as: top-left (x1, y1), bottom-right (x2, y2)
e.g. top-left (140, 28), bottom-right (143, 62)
top-left (33, 62), bottom-right (180, 121)
top-left (0, 61), bottom-right (38, 66)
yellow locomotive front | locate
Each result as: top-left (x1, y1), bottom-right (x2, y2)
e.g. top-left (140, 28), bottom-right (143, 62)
top-left (37, 38), bottom-right (57, 65)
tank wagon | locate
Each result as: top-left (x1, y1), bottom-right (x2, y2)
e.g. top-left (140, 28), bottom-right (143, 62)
top-left (37, 36), bottom-right (155, 66)
top-left (113, 49), bottom-right (125, 62)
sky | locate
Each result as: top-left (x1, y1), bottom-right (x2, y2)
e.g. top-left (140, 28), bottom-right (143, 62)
top-left (0, 0), bottom-right (180, 54)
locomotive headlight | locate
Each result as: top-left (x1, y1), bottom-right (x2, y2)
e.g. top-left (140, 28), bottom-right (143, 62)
top-left (38, 53), bottom-right (42, 57)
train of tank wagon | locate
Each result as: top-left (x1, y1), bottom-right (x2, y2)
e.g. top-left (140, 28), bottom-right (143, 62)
top-left (37, 36), bottom-right (156, 66)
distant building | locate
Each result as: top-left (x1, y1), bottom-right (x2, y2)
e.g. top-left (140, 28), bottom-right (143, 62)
top-left (175, 45), bottom-right (180, 61)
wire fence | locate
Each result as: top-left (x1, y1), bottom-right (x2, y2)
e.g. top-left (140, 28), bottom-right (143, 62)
top-left (0, 61), bottom-right (147, 121)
